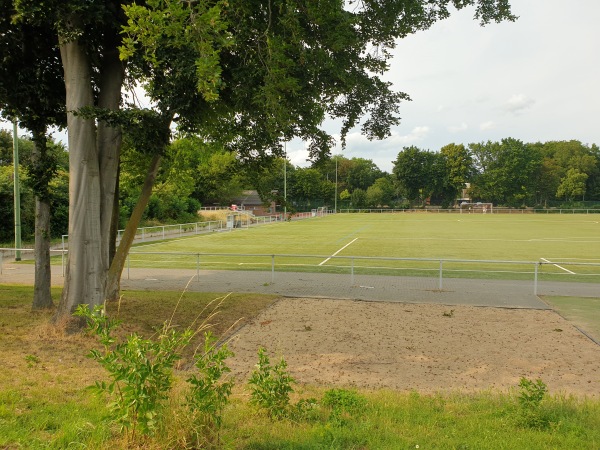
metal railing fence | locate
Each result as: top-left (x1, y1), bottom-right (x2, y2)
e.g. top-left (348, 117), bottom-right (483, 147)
top-left (3, 248), bottom-right (597, 301)
top-left (339, 208), bottom-right (600, 214)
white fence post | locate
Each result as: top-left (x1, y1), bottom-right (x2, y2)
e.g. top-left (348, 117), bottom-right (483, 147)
top-left (62, 235), bottom-right (66, 277)
top-left (271, 255), bottom-right (275, 283)
top-left (534, 262), bottom-right (539, 296)
top-left (439, 260), bottom-right (443, 290)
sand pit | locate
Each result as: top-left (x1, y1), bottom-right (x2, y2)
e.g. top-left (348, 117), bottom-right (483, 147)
top-left (227, 298), bottom-right (600, 397)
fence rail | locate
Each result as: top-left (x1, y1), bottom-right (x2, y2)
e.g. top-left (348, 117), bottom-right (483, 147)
top-left (2, 249), bottom-right (598, 302)
top-left (57, 210), bottom-right (332, 250)
top-left (339, 208), bottom-right (600, 214)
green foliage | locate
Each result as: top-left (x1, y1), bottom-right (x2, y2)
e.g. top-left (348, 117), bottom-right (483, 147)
top-left (248, 347), bottom-right (295, 419)
top-left (517, 377), bottom-right (550, 429)
top-left (556, 168), bottom-right (588, 201)
top-left (186, 332), bottom-right (234, 446)
top-left (350, 188), bottom-right (367, 208)
top-left (74, 304), bottom-right (193, 439)
top-left (291, 397), bottom-right (322, 422)
top-left (322, 388), bottom-right (367, 426)
top-left (470, 138), bottom-right (542, 206)
top-left (24, 354), bottom-right (41, 368)
top-left (393, 146), bottom-right (450, 206)
top-left (0, 134), bottom-right (68, 242)
top-left (0, 164), bottom-right (35, 242)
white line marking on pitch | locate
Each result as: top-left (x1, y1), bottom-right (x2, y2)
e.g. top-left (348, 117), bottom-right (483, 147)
top-left (540, 258), bottom-right (576, 274)
top-left (319, 238), bottom-right (358, 266)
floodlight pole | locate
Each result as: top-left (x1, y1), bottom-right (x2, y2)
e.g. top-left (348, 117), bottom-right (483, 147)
top-left (334, 155), bottom-right (338, 212)
top-left (284, 141), bottom-right (287, 218)
top-left (12, 121), bottom-right (22, 261)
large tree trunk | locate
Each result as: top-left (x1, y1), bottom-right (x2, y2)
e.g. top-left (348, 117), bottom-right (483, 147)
top-left (106, 153), bottom-right (163, 301)
top-left (97, 37), bottom-right (125, 272)
top-left (54, 17), bottom-right (124, 324)
top-left (31, 133), bottom-right (53, 310)
top-left (54, 28), bottom-right (106, 322)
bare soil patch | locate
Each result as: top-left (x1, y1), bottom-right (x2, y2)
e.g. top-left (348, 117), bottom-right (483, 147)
top-left (227, 298), bottom-right (600, 397)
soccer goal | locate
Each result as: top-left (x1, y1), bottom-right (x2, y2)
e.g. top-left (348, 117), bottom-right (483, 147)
top-left (311, 206), bottom-right (329, 217)
top-left (459, 202), bottom-right (493, 214)
top-left (226, 211), bottom-right (251, 229)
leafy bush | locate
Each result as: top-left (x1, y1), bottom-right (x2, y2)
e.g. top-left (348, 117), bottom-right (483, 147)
top-left (186, 332), bottom-right (234, 446)
top-left (517, 377), bottom-right (550, 429)
top-left (248, 347), bottom-right (295, 419)
top-left (322, 388), bottom-right (367, 426)
top-left (292, 398), bottom-right (322, 422)
top-left (74, 305), bottom-right (193, 439)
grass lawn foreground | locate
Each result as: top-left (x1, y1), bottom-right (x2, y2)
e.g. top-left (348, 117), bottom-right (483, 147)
top-left (1, 285), bottom-right (600, 449)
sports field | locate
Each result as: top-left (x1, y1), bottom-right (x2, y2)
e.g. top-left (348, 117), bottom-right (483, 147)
top-left (127, 213), bottom-right (600, 282)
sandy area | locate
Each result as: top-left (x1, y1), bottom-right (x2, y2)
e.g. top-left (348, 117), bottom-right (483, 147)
top-left (227, 298), bottom-right (600, 397)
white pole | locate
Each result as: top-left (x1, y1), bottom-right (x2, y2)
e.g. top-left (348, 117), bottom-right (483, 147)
top-left (284, 142), bottom-right (287, 218)
top-left (334, 156), bottom-right (338, 212)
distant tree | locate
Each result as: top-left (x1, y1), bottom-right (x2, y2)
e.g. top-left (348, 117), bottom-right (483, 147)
top-left (368, 176), bottom-right (396, 207)
top-left (345, 158), bottom-right (384, 192)
top-left (556, 168), bottom-right (588, 202)
top-left (440, 143), bottom-right (474, 199)
top-left (339, 189), bottom-right (351, 206)
top-left (0, 130), bottom-right (12, 165)
top-left (393, 146), bottom-right (447, 206)
top-left (351, 188), bottom-right (367, 209)
top-left (470, 138), bottom-right (541, 206)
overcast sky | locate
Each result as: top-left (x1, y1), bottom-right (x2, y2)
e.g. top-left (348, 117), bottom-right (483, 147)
top-left (4, 1), bottom-right (599, 174)
top-left (287, 0), bottom-right (600, 172)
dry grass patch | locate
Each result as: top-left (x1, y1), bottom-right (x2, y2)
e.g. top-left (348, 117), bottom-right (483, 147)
top-left (0, 286), bottom-right (278, 397)
top-left (198, 209), bottom-right (231, 223)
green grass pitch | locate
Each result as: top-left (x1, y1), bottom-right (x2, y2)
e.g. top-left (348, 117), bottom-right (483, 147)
top-left (127, 213), bottom-right (600, 282)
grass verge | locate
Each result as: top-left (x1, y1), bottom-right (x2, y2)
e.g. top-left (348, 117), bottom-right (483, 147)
top-left (541, 295), bottom-right (600, 343)
top-left (1, 285), bottom-right (599, 449)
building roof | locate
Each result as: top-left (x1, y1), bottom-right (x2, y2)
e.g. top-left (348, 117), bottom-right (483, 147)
top-left (232, 190), bottom-right (263, 206)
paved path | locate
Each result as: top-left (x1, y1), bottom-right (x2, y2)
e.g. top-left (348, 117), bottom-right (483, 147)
top-left (2, 262), bottom-right (598, 310)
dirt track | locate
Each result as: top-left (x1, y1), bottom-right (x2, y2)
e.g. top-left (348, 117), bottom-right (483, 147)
top-left (226, 297), bottom-right (600, 397)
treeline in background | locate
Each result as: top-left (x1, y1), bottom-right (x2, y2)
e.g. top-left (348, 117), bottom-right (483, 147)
top-left (2, 130), bottom-right (599, 243)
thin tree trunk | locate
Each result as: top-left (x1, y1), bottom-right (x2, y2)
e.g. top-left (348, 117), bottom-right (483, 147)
top-left (33, 196), bottom-right (53, 309)
top-left (106, 152), bottom-right (163, 301)
top-left (55, 24), bottom-right (105, 323)
top-left (31, 130), bottom-right (54, 309)
top-left (31, 134), bottom-right (53, 310)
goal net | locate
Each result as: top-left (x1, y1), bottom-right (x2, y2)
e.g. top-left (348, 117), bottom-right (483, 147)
top-left (459, 202), bottom-right (493, 214)
top-left (226, 211), bottom-right (251, 229)
top-left (311, 206), bottom-right (329, 217)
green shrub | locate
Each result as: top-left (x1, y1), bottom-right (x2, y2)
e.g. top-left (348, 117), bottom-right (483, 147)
top-left (186, 332), bottom-right (234, 447)
top-left (248, 347), bottom-right (295, 419)
top-left (517, 377), bottom-right (550, 429)
top-left (74, 305), bottom-right (192, 440)
top-left (322, 388), bottom-right (367, 426)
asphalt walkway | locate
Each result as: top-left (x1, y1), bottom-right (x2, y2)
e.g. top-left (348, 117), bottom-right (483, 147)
top-left (2, 262), bottom-right (598, 310)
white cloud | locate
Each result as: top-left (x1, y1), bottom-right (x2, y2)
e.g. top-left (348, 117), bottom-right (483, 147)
top-left (480, 121), bottom-right (495, 131)
top-left (503, 94), bottom-right (535, 115)
top-left (447, 122), bottom-right (468, 133)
